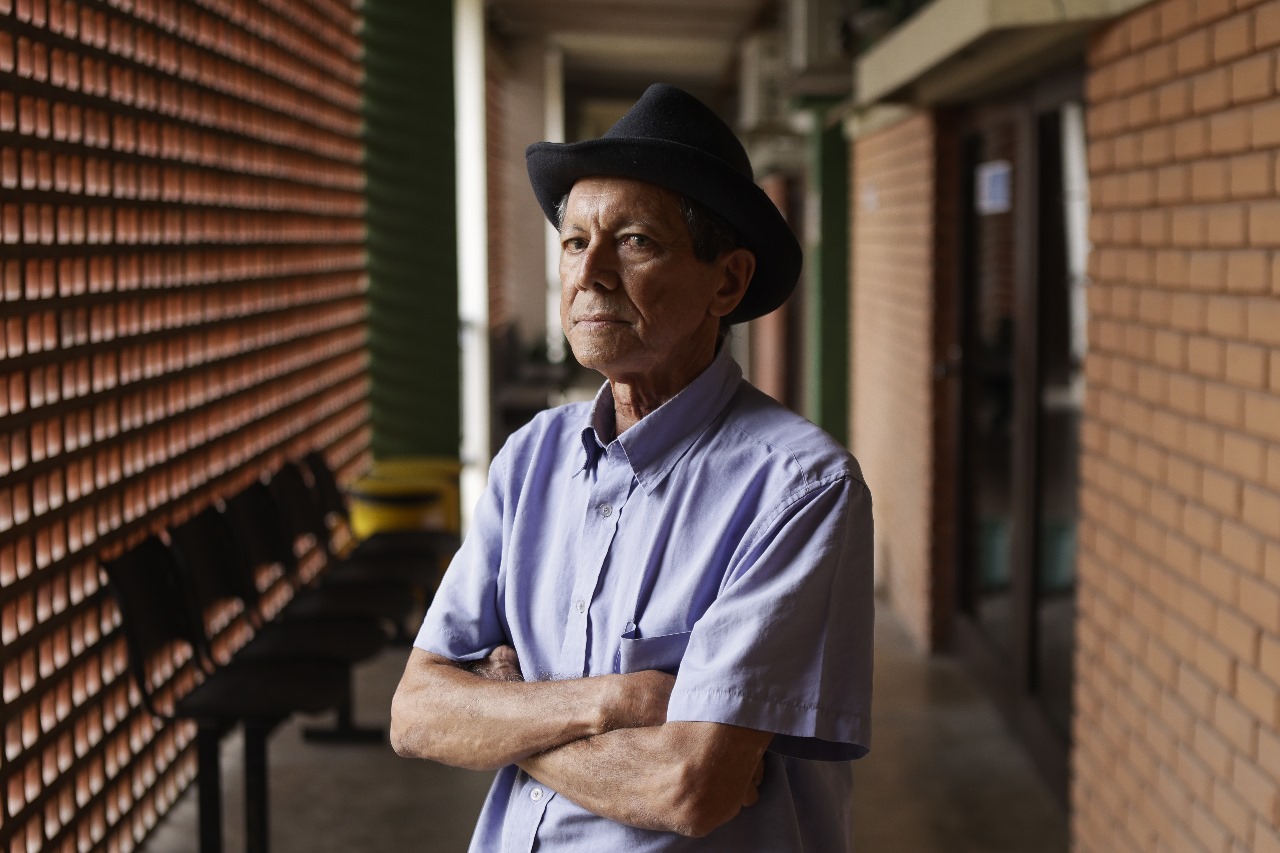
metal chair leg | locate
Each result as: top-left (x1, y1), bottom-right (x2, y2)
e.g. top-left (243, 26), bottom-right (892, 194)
top-left (244, 721), bottom-right (270, 853)
top-left (196, 723), bottom-right (223, 853)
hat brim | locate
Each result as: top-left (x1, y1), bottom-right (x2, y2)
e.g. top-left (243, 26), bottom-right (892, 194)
top-left (527, 137), bottom-right (801, 324)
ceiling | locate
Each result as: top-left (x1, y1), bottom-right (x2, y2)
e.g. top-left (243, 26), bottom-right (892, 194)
top-left (486, 0), bottom-right (777, 122)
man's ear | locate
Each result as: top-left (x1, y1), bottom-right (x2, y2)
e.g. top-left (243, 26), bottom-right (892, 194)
top-left (709, 248), bottom-right (755, 319)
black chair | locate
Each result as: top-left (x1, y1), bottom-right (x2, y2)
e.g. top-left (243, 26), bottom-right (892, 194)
top-left (222, 478), bottom-right (417, 633)
top-left (103, 536), bottom-right (350, 853)
top-left (167, 504), bottom-right (388, 742)
top-left (303, 449), bottom-right (461, 563)
top-left (270, 460), bottom-right (447, 593)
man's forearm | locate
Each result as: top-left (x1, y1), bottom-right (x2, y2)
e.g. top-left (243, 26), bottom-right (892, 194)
top-left (518, 721), bottom-right (771, 837)
top-left (390, 648), bottom-right (672, 771)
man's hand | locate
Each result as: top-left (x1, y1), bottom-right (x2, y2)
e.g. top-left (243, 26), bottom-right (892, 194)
top-left (466, 645), bottom-right (524, 681)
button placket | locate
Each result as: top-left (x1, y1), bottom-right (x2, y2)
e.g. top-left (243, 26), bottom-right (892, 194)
top-left (558, 448), bottom-right (631, 677)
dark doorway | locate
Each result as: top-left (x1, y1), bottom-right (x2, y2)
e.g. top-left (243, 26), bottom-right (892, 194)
top-left (951, 71), bottom-right (1087, 802)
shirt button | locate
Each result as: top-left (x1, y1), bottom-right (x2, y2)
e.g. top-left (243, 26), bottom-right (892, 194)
top-left (599, 504), bottom-right (612, 517)
top-left (625, 621), bottom-right (636, 633)
top-left (575, 599), bottom-right (586, 614)
top-left (530, 787), bottom-right (544, 802)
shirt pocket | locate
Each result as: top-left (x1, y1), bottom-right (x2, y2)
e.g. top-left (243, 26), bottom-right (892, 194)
top-left (617, 630), bottom-right (692, 675)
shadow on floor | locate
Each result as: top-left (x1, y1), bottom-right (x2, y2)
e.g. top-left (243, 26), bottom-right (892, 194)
top-left (140, 605), bottom-right (1068, 852)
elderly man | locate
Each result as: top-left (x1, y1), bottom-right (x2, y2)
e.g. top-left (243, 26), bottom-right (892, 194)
top-left (391, 83), bottom-right (873, 851)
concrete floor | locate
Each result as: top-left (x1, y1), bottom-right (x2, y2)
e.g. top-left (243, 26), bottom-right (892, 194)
top-left (139, 606), bottom-right (1067, 852)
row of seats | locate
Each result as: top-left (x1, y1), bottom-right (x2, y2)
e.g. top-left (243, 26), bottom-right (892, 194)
top-left (100, 451), bottom-right (459, 853)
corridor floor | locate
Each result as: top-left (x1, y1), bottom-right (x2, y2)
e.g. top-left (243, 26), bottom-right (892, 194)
top-left (139, 605), bottom-right (1068, 852)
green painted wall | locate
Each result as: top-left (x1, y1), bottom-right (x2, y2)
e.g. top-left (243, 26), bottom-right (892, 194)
top-left (363, 2), bottom-right (460, 458)
top-left (805, 114), bottom-right (850, 445)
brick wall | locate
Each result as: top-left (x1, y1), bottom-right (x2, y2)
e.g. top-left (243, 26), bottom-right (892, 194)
top-left (0, 1), bottom-right (368, 849)
top-left (1075, 1), bottom-right (1280, 850)
top-left (850, 112), bottom-right (940, 650)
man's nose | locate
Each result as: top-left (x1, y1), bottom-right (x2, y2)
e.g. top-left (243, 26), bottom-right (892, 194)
top-left (573, 242), bottom-right (619, 291)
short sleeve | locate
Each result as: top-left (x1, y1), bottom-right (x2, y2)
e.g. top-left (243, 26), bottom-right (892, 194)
top-left (413, 450), bottom-right (510, 662)
top-left (664, 474), bottom-right (874, 761)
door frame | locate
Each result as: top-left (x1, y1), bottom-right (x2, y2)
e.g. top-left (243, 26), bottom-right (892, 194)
top-left (940, 67), bottom-right (1085, 805)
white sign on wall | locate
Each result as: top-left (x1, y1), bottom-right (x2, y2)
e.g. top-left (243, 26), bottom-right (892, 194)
top-left (975, 160), bottom-right (1012, 215)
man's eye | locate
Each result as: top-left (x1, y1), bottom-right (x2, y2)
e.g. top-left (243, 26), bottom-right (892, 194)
top-left (623, 234), bottom-right (650, 247)
top-left (562, 237), bottom-right (587, 251)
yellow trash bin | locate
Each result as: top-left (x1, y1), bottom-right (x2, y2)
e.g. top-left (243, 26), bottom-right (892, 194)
top-left (347, 456), bottom-right (462, 540)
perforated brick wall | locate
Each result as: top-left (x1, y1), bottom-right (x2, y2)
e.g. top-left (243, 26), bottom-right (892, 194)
top-left (0, 0), bottom-right (369, 849)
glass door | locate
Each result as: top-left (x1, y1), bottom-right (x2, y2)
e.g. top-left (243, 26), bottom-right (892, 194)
top-left (952, 74), bottom-right (1086, 799)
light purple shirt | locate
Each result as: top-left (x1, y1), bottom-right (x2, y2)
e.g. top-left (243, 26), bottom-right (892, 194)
top-left (415, 347), bottom-right (874, 851)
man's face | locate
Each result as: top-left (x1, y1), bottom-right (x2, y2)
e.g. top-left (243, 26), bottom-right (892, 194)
top-left (558, 177), bottom-right (744, 390)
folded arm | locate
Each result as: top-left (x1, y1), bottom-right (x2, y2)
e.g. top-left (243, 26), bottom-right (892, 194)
top-left (519, 719), bottom-right (772, 837)
top-left (390, 647), bottom-right (673, 771)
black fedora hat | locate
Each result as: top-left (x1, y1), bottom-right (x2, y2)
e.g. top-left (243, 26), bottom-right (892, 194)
top-left (526, 83), bottom-right (801, 325)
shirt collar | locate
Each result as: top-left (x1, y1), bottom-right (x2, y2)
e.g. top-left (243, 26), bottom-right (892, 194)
top-left (579, 345), bottom-right (743, 494)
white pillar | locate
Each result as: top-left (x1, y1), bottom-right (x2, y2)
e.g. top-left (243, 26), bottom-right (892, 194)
top-left (543, 47), bottom-right (567, 363)
top-left (454, 0), bottom-right (489, 528)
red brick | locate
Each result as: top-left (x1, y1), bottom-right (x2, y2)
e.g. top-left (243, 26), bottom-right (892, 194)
top-left (1224, 249), bottom-right (1270, 291)
top-left (1140, 210), bottom-right (1169, 245)
top-left (1210, 780), bottom-right (1255, 842)
top-left (1160, 0), bottom-right (1197, 39)
top-left (1115, 53), bottom-right (1145, 96)
top-left (1141, 126), bottom-right (1175, 166)
top-left (1177, 29), bottom-right (1214, 75)
top-left (1237, 665), bottom-right (1280, 726)
top-left (1221, 431), bottom-right (1267, 478)
top-left (1205, 382), bottom-right (1245, 427)
top-left (1224, 341), bottom-right (1269, 386)
top-left (1209, 108), bottom-right (1252, 154)
top-left (1157, 164), bottom-right (1190, 202)
top-left (1219, 603), bottom-right (1261, 659)
top-left (1215, 692), bottom-right (1259, 753)
top-left (1171, 208), bottom-right (1206, 245)
top-left (1189, 799), bottom-right (1231, 852)
top-left (1231, 754), bottom-right (1279, 823)
top-left (1242, 483), bottom-right (1280, 533)
top-left (1128, 5), bottom-right (1160, 50)
top-left (1248, 200), bottom-right (1280, 245)
top-left (1114, 133), bottom-right (1141, 170)
top-left (1170, 292), bottom-right (1207, 330)
top-left (1092, 21), bottom-right (1130, 64)
top-left (1256, 818), bottom-right (1280, 853)
top-left (1258, 0), bottom-right (1280, 49)
top-left (1197, 0), bottom-right (1237, 28)
top-left (1193, 66), bottom-right (1233, 113)
top-left (1174, 117), bottom-right (1210, 160)
top-left (1207, 204), bottom-right (1247, 245)
top-left (1229, 151), bottom-right (1273, 199)
top-left (1245, 295), bottom-right (1280, 343)
top-left (1090, 138), bottom-right (1115, 175)
top-left (1213, 14), bottom-right (1255, 63)
top-left (1088, 64), bottom-right (1117, 102)
top-left (1143, 43), bottom-right (1177, 87)
top-left (1157, 81), bottom-right (1192, 122)
top-left (1202, 466), bottom-right (1241, 513)
top-left (1224, 518), bottom-right (1267, 572)
top-left (1192, 160), bottom-right (1230, 200)
top-left (1253, 100), bottom-right (1280, 147)
top-left (1231, 53), bottom-right (1274, 103)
